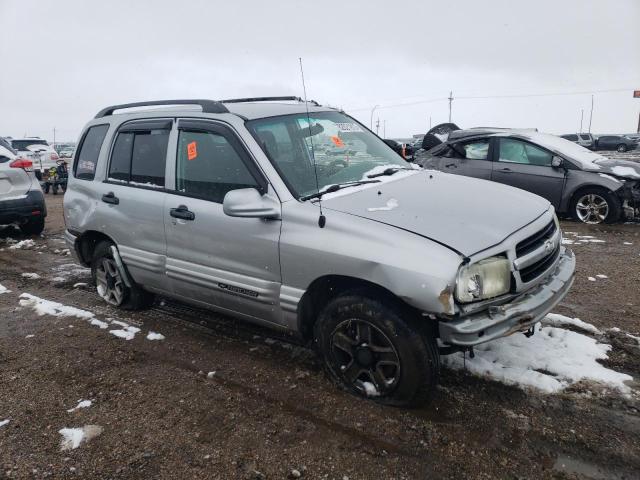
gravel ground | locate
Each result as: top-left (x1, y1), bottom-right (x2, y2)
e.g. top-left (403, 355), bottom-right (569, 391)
top-left (0, 193), bottom-right (639, 480)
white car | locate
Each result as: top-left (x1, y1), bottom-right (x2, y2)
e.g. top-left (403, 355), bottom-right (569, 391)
top-left (0, 144), bottom-right (47, 234)
top-left (10, 138), bottom-right (59, 177)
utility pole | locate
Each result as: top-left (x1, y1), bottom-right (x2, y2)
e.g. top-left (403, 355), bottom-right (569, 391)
top-left (375, 118), bottom-right (380, 136)
top-left (53, 127), bottom-right (56, 149)
top-left (370, 105), bottom-right (379, 130)
top-left (448, 91), bottom-right (453, 123)
top-left (429, 116), bottom-right (432, 129)
top-left (579, 109), bottom-right (584, 133)
top-left (588, 95), bottom-right (594, 133)
top-left (383, 120), bottom-right (386, 138)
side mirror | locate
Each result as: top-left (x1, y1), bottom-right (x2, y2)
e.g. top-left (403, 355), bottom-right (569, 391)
top-left (223, 188), bottom-right (281, 219)
top-left (551, 156), bottom-right (563, 168)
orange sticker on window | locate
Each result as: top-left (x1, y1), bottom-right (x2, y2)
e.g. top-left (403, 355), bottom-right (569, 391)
top-left (330, 135), bottom-right (345, 147)
top-left (187, 141), bottom-right (197, 160)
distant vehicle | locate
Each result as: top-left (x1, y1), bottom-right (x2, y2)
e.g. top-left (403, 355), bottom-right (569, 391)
top-left (593, 135), bottom-right (637, 152)
top-left (0, 137), bottom-right (17, 155)
top-left (0, 144), bottom-right (47, 234)
top-left (416, 127), bottom-right (640, 224)
top-left (10, 138), bottom-right (60, 178)
top-left (383, 139), bottom-right (415, 161)
top-left (622, 134), bottom-right (640, 144)
top-left (560, 133), bottom-right (595, 150)
top-left (59, 148), bottom-right (75, 158)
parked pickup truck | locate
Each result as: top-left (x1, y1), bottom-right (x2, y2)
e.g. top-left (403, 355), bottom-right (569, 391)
top-left (64, 98), bottom-right (575, 406)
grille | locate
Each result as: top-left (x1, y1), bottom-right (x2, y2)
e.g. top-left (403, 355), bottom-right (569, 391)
top-left (519, 245), bottom-right (560, 283)
top-left (516, 220), bottom-right (556, 257)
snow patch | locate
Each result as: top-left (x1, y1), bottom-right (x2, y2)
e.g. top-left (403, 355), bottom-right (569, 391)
top-left (59, 425), bottom-right (103, 451)
top-left (146, 332), bottom-right (165, 341)
top-left (21, 272), bottom-right (41, 279)
top-left (19, 293), bottom-right (94, 320)
top-left (596, 274), bottom-right (608, 279)
top-left (443, 322), bottom-right (632, 394)
top-left (367, 198), bottom-right (399, 212)
top-left (588, 277), bottom-right (596, 282)
top-left (361, 381), bottom-right (380, 397)
top-left (0, 283), bottom-right (10, 294)
top-left (542, 313), bottom-right (601, 334)
top-left (109, 325), bottom-right (140, 341)
top-left (610, 166), bottom-right (640, 179)
top-left (0, 419), bottom-right (9, 428)
top-left (67, 400), bottom-right (92, 413)
top-left (8, 239), bottom-right (35, 250)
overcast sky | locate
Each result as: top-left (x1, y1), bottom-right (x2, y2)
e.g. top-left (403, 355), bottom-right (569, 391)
top-left (1, 0), bottom-right (639, 141)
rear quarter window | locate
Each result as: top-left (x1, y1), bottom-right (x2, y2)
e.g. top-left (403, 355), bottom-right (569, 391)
top-left (73, 125), bottom-right (109, 180)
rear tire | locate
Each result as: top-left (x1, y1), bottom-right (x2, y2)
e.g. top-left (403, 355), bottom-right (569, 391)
top-left (314, 293), bottom-right (440, 407)
top-left (570, 187), bottom-right (621, 224)
top-left (19, 216), bottom-right (45, 235)
top-left (617, 144), bottom-right (627, 152)
top-left (90, 241), bottom-right (154, 310)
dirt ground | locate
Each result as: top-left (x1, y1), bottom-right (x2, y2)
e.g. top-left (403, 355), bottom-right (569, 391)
top-left (0, 194), bottom-right (639, 480)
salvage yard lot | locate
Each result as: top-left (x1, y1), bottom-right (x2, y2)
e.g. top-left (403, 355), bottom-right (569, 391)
top-left (1, 193), bottom-right (639, 479)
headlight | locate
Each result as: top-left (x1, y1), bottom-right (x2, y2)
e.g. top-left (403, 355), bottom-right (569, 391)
top-left (456, 256), bottom-right (511, 303)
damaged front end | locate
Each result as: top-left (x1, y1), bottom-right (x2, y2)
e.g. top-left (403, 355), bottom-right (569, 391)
top-left (616, 179), bottom-right (640, 220)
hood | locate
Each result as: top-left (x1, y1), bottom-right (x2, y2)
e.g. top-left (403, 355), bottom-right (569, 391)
top-left (592, 158), bottom-right (640, 180)
top-left (321, 170), bottom-right (551, 256)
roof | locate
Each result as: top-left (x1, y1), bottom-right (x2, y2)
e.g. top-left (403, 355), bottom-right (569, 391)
top-left (93, 98), bottom-right (335, 121)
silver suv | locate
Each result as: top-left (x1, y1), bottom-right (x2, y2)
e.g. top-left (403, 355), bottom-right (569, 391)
top-left (64, 98), bottom-right (575, 406)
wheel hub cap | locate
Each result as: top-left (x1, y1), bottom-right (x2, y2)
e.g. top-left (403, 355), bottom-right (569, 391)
top-left (330, 319), bottom-right (401, 396)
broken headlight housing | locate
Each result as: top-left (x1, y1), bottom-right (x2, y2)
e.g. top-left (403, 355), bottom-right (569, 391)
top-left (455, 256), bottom-right (511, 303)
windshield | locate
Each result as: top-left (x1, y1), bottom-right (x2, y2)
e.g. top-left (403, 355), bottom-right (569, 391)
top-left (247, 111), bottom-right (409, 199)
top-left (12, 139), bottom-right (49, 150)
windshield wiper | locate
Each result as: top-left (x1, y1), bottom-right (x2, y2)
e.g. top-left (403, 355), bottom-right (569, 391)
top-left (366, 167), bottom-right (414, 178)
top-left (300, 180), bottom-right (380, 201)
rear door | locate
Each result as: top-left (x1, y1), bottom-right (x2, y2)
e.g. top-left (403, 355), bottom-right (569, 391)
top-left (164, 119), bottom-right (283, 326)
top-left (437, 138), bottom-right (493, 180)
top-left (491, 137), bottom-right (565, 208)
top-left (96, 119), bottom-right (172, 291)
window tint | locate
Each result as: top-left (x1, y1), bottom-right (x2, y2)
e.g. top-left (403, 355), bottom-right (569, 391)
top-left (108, 132), bottom-right (134, 182)
top-left (74, 124), bottom-right (109, 180)
top-left (176, 129), bottom-right (259, 203)
top-left (498, 138), bottom-right (553, 166)
top-left (579, 134), bottom-right (591, 140)
top-left (108, 130), bottom-right (168, 187)
top-left (11, 139), bottom-right (48, 150)
top-left (563, 134), bottom-right (578, 141)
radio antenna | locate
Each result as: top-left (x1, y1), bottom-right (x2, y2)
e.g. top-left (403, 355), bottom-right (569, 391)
top-left (299, 57), bottom-right (326, 228)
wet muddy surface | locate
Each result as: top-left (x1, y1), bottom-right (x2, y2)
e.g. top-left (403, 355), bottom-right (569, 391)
top-left (0, 194), bottom-right (639, 479)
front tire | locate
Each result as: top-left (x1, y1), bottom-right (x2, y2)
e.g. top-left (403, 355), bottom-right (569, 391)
top-left (314, 293), bottom-right (440, 407)
top-left (91, 241), bottom-right (154, 310)
top-left (571, 188), bottom-right (621, 224)
top-left (617, 144), bottom-right (627, 152)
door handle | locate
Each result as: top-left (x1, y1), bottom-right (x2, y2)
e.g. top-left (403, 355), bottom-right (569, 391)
top-left (101, 192), bottom-right (119, 205)
top-left (170, 205), bottom-right (195, 221)
top-left (444, 163), bottom-right (457, 168)
top-left (499, 167), bottom-right (512, 173)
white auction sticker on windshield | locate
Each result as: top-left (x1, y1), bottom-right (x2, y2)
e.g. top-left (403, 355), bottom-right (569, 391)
top-left (335, 122), bottom-right (364, 133)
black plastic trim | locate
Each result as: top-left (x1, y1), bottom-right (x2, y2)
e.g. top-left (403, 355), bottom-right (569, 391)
top-left (118, 119), bottom-right (173, 132)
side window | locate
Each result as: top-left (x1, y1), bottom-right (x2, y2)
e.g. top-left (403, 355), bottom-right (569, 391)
top-left (498, 138), bottom-right (553, 166)
top-left (445, 139), bottom-right (489, 160)
top-left (107, 129), bottom-right (169, 187)
top-left (564, 134), bottom-right (578, 141)
top-left (176, 129), bottom-right (259, 203)
top-left (579, 134), bottom-right (591, 141)
top-left (73, 124), bottom-right (109, 180)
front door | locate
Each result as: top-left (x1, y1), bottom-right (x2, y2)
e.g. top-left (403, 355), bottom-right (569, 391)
top-left (491, 137), bottom-right (565, 208)
top-left (164, 119), bottom-right (283, 326)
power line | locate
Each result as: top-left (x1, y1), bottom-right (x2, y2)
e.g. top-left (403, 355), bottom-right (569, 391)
top-left (345, 87), bottom-right (633, 112)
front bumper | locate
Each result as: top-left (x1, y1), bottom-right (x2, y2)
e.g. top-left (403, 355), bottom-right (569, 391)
top-left (64, 229), bottom-right (84, 265)
top-left (439, 247), bottom-right (575, 347)
top-left (0, 189), bottom-right (47, 225)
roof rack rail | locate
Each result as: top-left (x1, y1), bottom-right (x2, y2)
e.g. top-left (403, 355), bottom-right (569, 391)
top-left (221, 96), bottom-right (320, 106)
top-left (94, 99), bottom-right (229, 118)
